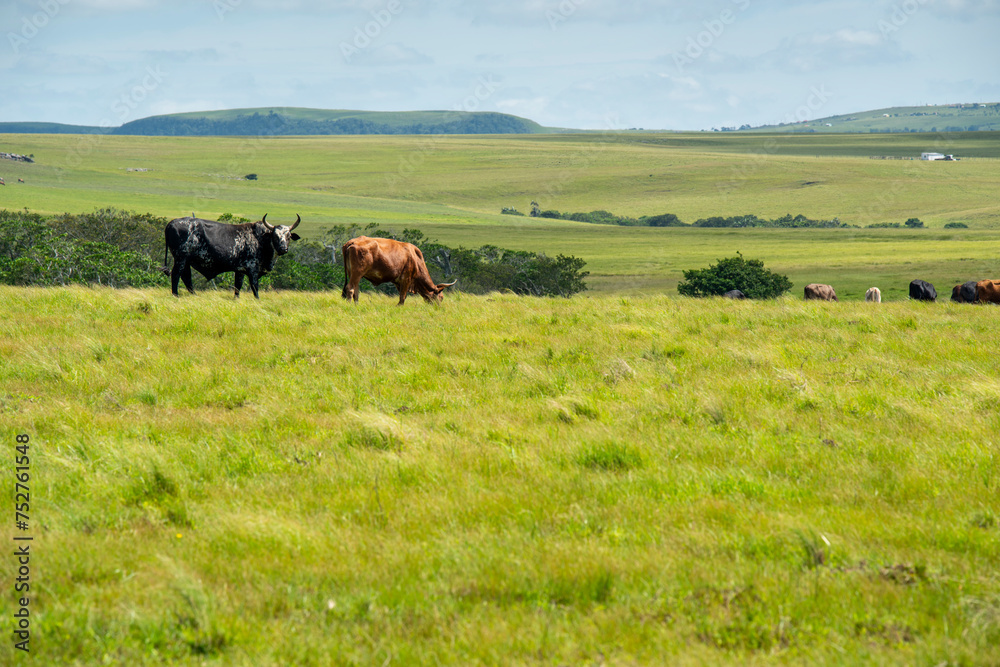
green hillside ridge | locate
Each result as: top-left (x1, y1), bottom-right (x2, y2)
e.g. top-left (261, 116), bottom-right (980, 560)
top-left (746, 103), bottom-right (1000, 134)
top-left (0, 121), bottom-right (108, 134)
top-left (158, 107), bottom-right (545, 129)
top-left (3, 103), bottom-right (999, 136)
top-left (0, 108), bottom-right (549, 137)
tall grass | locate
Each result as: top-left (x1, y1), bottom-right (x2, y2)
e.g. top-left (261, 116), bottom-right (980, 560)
top-left (1, 286), bottom-right (998, 664)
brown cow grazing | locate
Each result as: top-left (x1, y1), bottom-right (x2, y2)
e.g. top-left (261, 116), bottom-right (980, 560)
top-left (342, 236), bottom-right (456, 305)
top-left (975, 279), bottom-right (1000, 304)
top-left (865, 287), bottom-right (881, 303)
top-left (804, 283), bottom-right (837, 301)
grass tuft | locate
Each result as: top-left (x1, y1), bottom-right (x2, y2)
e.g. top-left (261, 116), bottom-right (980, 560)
top-left (577, 441), bottom-right (644, 472)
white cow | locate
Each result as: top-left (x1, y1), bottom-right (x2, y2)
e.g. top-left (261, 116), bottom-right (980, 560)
top-left (865, 287), bottom-right (881, 303)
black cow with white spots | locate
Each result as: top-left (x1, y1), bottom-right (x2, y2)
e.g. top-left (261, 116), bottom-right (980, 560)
top-left (163, 214), bottom-right (301, 298)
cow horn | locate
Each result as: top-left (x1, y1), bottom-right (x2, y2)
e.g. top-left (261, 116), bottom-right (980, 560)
top-left (289, 214), bottom-right (301, 231)
top-left (437, 280), bottom-right (457, 288)
top-left (261, 213), bottom-right (275, 231)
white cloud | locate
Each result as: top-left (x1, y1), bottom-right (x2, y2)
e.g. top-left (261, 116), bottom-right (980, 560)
top-left (346, 42), bottom-right (433, 66)
top-left (761, 29), bottom-right (909, 73)
top-left (451, 0), bottom-right (745, 26)
top-left (141, 48), bottom-right (222, 63)
top-left (933, 0), bottom-right (1000, 17)
top-left (495, 94), bottom-right (549, 119)
top-left (71, 0), bottom-right (158, 9)
top-left (830, 28), bottom-right (882, 46)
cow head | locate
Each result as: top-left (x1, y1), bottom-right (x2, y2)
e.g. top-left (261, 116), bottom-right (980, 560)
top-left (260, 214), bottom-right (301, 255)
top-left (426, 279), bottom-right (458, 304)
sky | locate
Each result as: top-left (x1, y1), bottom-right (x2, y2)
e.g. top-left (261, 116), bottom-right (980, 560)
top-left (2, 0), bottom-right (999, 131)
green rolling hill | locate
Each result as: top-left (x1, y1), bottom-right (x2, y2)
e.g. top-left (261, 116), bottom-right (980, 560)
top-left (3, 103), bottom-right (999, 136)
top-left (0, 107), bottom-right (549, 136)
top-left (747, 102), bottom-right (1000, 133)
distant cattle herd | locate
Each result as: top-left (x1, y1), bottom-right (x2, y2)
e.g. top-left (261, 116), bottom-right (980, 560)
top-left (799, 279), bottom-right (1000, 304)
top-left (160, 214), bottom-right (1000, 306)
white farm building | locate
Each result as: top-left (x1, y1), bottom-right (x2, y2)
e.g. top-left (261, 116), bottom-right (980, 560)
top-left (921, 152), bottom-right (955, 161)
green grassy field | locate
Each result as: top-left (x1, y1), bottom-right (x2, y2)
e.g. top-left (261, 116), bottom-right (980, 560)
top-left (1, 287), bottom-right (998, 665)
top-left (2, 131), bottom-right (999, 298)
top-left (2, 132), bottom-right (998, 223)
top-left (2, 131), bottom-right (1000, 664)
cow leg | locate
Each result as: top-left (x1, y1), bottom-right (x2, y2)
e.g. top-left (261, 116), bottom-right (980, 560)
top-left (181, 266), bottom-right (195, 294)
top-left (170, 262), bottom-right (182, 296)
top-left (343, 277), bottom-right (360, 303)
top-left (172, 261), bottom-right (193, 296)
top-left (248, 274), bottom-right (261, 299)
top-left (234, 271), bottom-right (244, 298)
top-left (395, 280), bottom-right (410, 305)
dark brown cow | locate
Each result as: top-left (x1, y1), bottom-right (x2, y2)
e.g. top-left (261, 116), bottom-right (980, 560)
top-left (804, 283), bottom-right (837, 301)
top-left (952, 281), bottom-right (978, 303)
top-left (342, 236), bottom-right (456, 305)
top-left (975, 279), bottom-right (1000, 304)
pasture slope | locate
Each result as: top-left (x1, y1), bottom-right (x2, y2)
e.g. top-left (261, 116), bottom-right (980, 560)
top-left (1, 286), bottom-right (999, 665)
top-left (2, 132), bottom-right (998, 228)
top-left (2, 131), bottom-right (1000, 297)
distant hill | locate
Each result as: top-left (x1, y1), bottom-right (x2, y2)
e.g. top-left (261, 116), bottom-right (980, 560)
top-left (0, 121), bottom-right (107, 134)
top-left (0, 108), bottom-right (549, 136)
top-left (743, 103), bottom-right (1000, 133)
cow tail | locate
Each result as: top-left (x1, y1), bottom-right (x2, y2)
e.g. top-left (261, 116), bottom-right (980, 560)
top-left (341, 242), bottom-right (353, 298)
top-left (161, 232), bottom-right (170, 275)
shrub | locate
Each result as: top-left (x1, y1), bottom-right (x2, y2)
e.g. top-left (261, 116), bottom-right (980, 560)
top-left (944, 222), bottom-right (968, 229)
top-left (500, 207), bottom-right (524, 216)
top-left (692, 213), bottom-right (844, 228)
top-left (677, 252), bottom-right (792, 299)
top-left (264, 241), bottom-right (344, 291)
top-left (0, 208), bottom-right (168, 287)
top-left (904, 217), bottom-right (924, 228)
top-left (641, 213), bottom-right (686, 227)
top-left (49, 207), bottom-right (167, 258)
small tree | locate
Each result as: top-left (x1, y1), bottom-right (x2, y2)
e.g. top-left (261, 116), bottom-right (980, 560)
top-left (904, 217), bottom-right (924, 228)
top-left (643, 213), bottom-right (685, 227)
top-left (677, 252), bottom-right (792, 299)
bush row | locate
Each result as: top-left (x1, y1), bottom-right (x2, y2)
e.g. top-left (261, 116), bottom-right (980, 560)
top-left (0, 208), bottom-right (167, 287)
top-left (0, 209), bottom-right (589, 298)
top-left (514, 207), bottom-right (944, 229)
